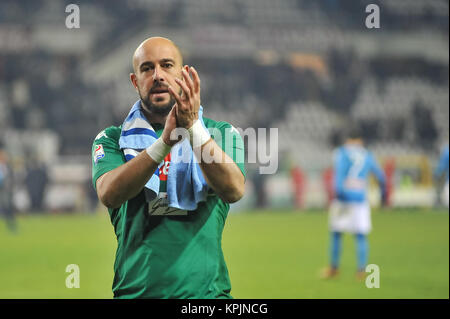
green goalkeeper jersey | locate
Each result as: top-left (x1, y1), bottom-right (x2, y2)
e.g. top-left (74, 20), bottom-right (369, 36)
top-left (91, 117), bottom-right (245, 299)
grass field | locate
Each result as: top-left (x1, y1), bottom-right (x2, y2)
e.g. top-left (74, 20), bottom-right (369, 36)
top-left (0, 208), bottom-right (448, 299)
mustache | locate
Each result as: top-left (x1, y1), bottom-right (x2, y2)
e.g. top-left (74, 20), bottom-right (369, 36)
top-left (149, 81), bottom-right (169, 94)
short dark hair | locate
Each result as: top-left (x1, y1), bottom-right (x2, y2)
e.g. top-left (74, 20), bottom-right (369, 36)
top-left (346, 124), bottom-right (363, 140)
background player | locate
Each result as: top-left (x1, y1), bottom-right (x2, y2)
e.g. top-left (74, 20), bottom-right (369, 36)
top-left (321, 126), bottom-right (386, 280)
top-left (434, 144), bottom-right (449, 208)
top-left (0, 145), bottom-right (16, 232)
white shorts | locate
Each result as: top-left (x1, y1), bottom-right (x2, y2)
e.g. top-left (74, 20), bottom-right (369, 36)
top-left (442, 181), bottom-right (449, 208)
top-left (329, 200), bottom-right (371, 235)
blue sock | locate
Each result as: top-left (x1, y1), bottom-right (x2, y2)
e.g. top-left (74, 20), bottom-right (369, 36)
top-left (355, 233), bottom-right (368, 271)
top-left (330, 232), bottom-right (342, 269)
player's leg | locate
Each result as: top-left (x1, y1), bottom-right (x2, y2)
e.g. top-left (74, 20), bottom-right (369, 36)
top-left (0, 189), bottom-right (17, 233)
top-left (330, 231), bottom-right (342, 270)
top-left (321, 231), bottom-right (341, 278)
top-left (5, 204), bottom-right (17, 233)
top-left (355, 233), bottom-right (368, 279)
top-left (322, 200), bottom-right (346, 278)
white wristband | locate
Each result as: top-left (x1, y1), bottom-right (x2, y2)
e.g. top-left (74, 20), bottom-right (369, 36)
top-left (188, 120), bottom-right (211, 148)
top-left (145, 138), bottom-right (171, 163)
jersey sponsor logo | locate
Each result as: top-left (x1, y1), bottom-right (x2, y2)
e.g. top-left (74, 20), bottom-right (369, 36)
top-left (94, 144), bottom-right (105, 164)
top-left (158, 153), bottom-right (171, 181)
top-left (95, 130), bottom-right (108, 141)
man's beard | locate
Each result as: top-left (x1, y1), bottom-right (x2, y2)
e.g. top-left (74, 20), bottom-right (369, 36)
top-left (139, 91), bottom-right (175, 117)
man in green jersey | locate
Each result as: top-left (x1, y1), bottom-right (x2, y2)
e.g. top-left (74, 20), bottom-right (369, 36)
top-left (91, 37), bottom-right (245, 299)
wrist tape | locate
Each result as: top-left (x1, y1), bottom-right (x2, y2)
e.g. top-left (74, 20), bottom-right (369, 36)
top-left (145, 138), bottom-right (171, 163)
top-left (188, 120), bottom-right (211, 148)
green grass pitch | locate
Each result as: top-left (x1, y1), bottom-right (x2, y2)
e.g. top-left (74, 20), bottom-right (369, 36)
top-left (0, 208), bottom-right (448, 299)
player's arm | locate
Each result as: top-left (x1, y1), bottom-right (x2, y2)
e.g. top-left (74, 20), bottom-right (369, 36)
top-left (434, 147), bottom-right (449, 180)
top-left (96, 107), bottom-right (179, 209)
top-left (168, 66), bottom-right (245, 203)
top-left (369, 153), bottom-right (387, 204)
top-left (196, 137), bottom-right (245, 203)
top-left (370, 154), bottom-right (386, 187)
top-left (96, 152), bottom-right (160, 209)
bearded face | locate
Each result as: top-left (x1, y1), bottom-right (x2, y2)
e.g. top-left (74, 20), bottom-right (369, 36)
top-left (131, 38), bottom-right (185, 119)
top-left (138, 80), bottom-right (179, 116)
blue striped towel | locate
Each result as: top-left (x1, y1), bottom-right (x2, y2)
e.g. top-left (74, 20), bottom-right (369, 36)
top-left (118, 100), bottom-right (209, 210)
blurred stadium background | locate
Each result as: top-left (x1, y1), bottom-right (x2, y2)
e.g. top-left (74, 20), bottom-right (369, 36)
top-left (0, 0), bottom-right (448, 298)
